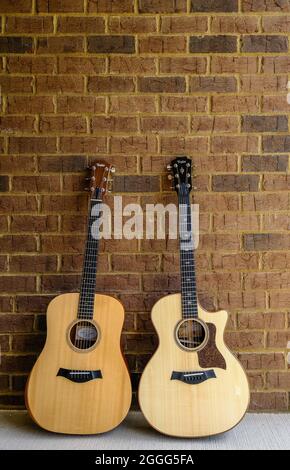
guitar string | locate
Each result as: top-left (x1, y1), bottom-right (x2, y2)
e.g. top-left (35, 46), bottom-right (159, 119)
top-left (178, 182), bottom-right (201, 348)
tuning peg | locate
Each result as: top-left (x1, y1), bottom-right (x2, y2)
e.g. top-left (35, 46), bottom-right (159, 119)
top-left (167, 164), bottom-right (172, 171)
top-left (167, 175), bottom-right (173, 180)
top-left (85, 187), bottom-right (94, 192)
top-left (193, 186), bottom-right (198, 190)
top-left (110, 167), bottom-right (116, 173)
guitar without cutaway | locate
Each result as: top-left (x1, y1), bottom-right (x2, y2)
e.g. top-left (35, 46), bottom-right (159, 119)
top-left (26, 163), bottom-right (131, 434)
top-left (138, 157), bottom-right (250, 437)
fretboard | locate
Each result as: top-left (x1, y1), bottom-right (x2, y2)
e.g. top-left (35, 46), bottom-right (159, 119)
top-left (78, 197), bottom-right (102, 319)
top-left (178, 191), bottom-right (198, 319)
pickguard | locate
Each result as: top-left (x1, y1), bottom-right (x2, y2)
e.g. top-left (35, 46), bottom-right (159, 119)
top-left (197, 323), bottom-right (226, 370)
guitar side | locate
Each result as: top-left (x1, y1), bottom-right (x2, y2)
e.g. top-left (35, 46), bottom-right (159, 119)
top-left (26, 293), bottom-right (132, 435)
top-left (138, 294), bottom-right (250, 438)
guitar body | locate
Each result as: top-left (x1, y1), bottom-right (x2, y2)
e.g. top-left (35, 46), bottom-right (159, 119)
top-left (139, 294), bottom-right (250, 438)
top-left (26, 293), bottom-right (131, 435)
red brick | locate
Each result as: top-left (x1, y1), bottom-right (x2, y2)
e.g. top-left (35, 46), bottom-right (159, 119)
top-left (41, 236), bottom-right (85, 254)
top-left (10, 255), bottom-right (57, 273)
top-left (190, 35), bottom-right (237, 53)
top-left (0, 277), bottom-right (36, 293)
top-left (13, 176), bottom-right (61, 193)
top-left (139, 36), bottom-right (186, 53)
top-left (109, 57), bottom-right (156, 74)
top-left (225, 331), bottom-right (264, 349)
top-left (242, 0), bottom-right (290, 11)
top-left (243, 193), bottom-right (290, 211)
top-left (37, 36), bottom-right (84, 54)
top-left (242, 155), bottom-right (288, 172)
top-left (15, 295), bottom-right (53, 313)
top-left (263, 56), bottom-right (290, 73)
top-left (139, 0), bottom-right (187, 13)
top-left (199, 233), bottom-right (240, 250)
top-left (11, 215), bottom-right (58, 233)
top-left (241, 75), bottom-right (288, 93)
top-left (211, 136), bottom-right (259, 154)
top-left (92, 116), bottom-right (138, 133)
top-left (112, 254), bottom-right (160, 272)
top-left (7, 96), bottom-right (54, 114)
top-left (211, 56), bottom-right (258, 73)
top-left (88, 35), bottom-right (135, 54)
top-left (9, 137), bottom-right (57, 154)
top-left (267, 331), bottom-right (290, 348)
top-left (141, 116), bottom-right (188, 133)
top-left (36, 76), bottom-right (84, 93)
top-left (242, 35), bottom-right (288, 53)
top-left (38, 155), bottom-right (87, 173)
top-left (263, 95), bottom-right (290, 113)
top-left (5, 16), bottom-right (53, 33)
top-left (161, 96), bottom-right (208, 113)
top-left (0, 235), bottom-right (37, 253)
top-left (0, 76), bottom-right (33, 93)
top-left (0, 197), bottom-right (37, 214)
top-left (39, 116), bottom-right (87, 134)
top-left (0, 297), bottom-right (13, 312)
top-left (0, 176), bottom-right (9, 192)
top-left (57, 96), bottom-right (105, 114)
top-left (109, 16), bottom-right (157, 33)
top-left (220, 291), bottom-right (266, 310)
top-left (213, 214), bottom-right (260, 232)
top-left (263, 136), bottom-right (290, 153)
top-left (161, 15), bottom-right (208, 33)
top-left (160, 57), bottom-right (207, 74)
top-left (263, 251), bottom-right (290, 269)
top-left (0, 1), bottom-right (32, 13)
top-left (266, 372), bottom-right (290, 389)
top-left (0, 116), bottom-right (36, 134)
top-left (88, 76), bottom-right (135, 93)
top-left (161, 136), bottom-right (208, 154)
top-left (37, 0), bottom-right (84, 12)
top-left (249, 392), bottom-right (288, 411)
top-left (264, 15), bottom-right (290, 32)
top-left (138, 77), bottom-right (185, 93)
top-left (114, 175), bottom-right (159, 192)
top-left (242, 115), bottom-right (288, 133)
top-left (190, 76), bottom-right (237, 92)
top-left (0, 156), bottom-right (36, 174)
top-left (88, 0), bottom-right (134, 13)
top-left (111, 136), bottom-right (157, 154)
top-left (60, 137), bottom-right (107, 154)
top-left (0, 354), bottom-right (37, 373)
top-left (12, 334), bottom-right (45, 353)
top-left (244, 234), bottom-right (290, 252)
top-left (191, 116), bottom-right (239, 134)
top-left (238, 312), bottom-right (285, 330)
top-left (7, 56), bottom-right (56, 73)
top-left (212, 96), bottom-right (259, 113)
top-left (109, 96), bottom-right (157, 113)
top-left (212, 15), bottom-right (259, 33)
top-left (58, 57), bottom-right (105, 75)
top-left (0, 37), bottom-right (33, 53)
top-left (245, 272), bottom-right (290, 290)
top-left (239, 352), bottom-right (285, 370)
top-left (212, 253), bottom-right (259, 270)
top-left (57, 16), bottom-right (105, 33)
top-left (263, 175), bottom-right (290, 191)
top-left (41, 195), bottom-right (87, 213)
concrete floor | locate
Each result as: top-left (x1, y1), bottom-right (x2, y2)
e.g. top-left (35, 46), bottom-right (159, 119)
top-left (0, 411), bottom-right (290, 450)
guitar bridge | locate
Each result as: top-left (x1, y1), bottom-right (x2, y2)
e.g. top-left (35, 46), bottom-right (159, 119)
top-left (57, 368), bottom-right (102, 383)
top-left (171, 369), bottom-right (216, 385)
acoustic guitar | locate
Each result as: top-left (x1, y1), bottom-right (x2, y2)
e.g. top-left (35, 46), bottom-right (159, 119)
top-left (26, 163), bottom-right (131, 434)
top-left (138, 157), bottom-right (249, 437)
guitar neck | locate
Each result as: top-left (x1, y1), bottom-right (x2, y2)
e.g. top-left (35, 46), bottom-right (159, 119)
top-left (78, 197), bottom-right (102, 320)
top-left (178, 191), bottom-right (198, 319)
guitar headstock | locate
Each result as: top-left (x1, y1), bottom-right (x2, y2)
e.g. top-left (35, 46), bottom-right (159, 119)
top-left (167, 157), bottom-right (194, 196)
top-left (86, 162), bottom-right (115, 199)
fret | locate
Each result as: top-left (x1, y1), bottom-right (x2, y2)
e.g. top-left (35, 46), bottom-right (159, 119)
top-left (77, 197), bottom-right (101, 320)
top-left (178, 191), bottom-right (198, 319)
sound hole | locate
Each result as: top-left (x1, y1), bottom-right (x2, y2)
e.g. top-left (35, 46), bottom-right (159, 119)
top-left (69, 320), bottom-right (99, 351)
top-left (176, 319), bottom-right (208, 351)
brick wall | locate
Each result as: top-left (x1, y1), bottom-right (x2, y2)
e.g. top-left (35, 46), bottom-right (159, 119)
top-left (0, 0), bottom-right (290, 411)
